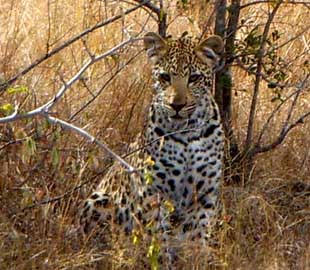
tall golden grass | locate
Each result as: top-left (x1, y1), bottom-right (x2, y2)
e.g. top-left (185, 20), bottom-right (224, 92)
top-left (0, 1), bottom-right (309, 269)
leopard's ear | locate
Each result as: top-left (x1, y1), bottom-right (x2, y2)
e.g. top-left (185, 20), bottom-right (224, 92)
top-left (195, 35), bottom-right (224, 66)
top-left (144, 32), bottom-right (167, 64)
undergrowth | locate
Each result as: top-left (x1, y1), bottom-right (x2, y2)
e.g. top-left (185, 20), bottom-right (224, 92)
top-left (0, 1), bottom-right (309, 269)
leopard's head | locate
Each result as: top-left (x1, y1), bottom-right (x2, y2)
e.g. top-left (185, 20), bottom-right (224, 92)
top-left (144, 32), bottom-right (223, 120)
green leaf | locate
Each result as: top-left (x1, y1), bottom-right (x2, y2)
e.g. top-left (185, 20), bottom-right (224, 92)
top-left (219, 73), bottom-right (232, 89)
top-left (147, 236), bottom-right (160, 270)
top-left (267, 82), bottom-right (277, 89)
top-left (163, 200), bottom-right (175, 214)
top-left (21, 189), bottom-right (34, 208)
top-left (159, 9), bottom-right (165, 22)
top-left (245, 26), bottom-right (261, 50)
top-left (144, 169), bottom-right (154, 185)
top-left (269, 0), bottom-right (280, 8)
top-left (179, 0), bottom-right (189, 9)
top-left (109, 54), bottom-right (120, 62)
top-left (274, 71), bottom-right (286, 82)
top-left (43, 119), bottom-right (51, 129)
top-left (226, 4), bottom-right (233, 14)
top-left (132, 230), bottom-right (141, 245)
top-left (188, 17), bottom-right (195, 24)
top-left (25, 137), bottom-right (37, 156)
top-left (52, 147), bottom-right (60, 167)
top-left (271, 30), bottom-right (280, 41)
top-left (7, 85), bottom-right (28, 95)
top-left (53, 129), bottom-right (61, 141)
top-left (145, 156), bottom-right (155, 167)
top-left (0, 103), bottom-right (14, 115)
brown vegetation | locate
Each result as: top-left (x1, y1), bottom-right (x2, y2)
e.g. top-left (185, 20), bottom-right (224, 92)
top-left (0, 1), bottom-right (309, 269)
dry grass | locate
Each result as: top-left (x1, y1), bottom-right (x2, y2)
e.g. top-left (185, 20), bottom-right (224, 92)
top-left (0, 1), bottom-right (309, 269)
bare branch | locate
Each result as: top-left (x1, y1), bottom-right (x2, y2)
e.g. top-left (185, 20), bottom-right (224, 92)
top-left (158, 0), bottom-right (167, 37)
top-left (0, 0), bottom-right (151, 92)
top-left (235, 55), bottom-right (308, 90)
top-left (240, 1), bottom-right (310, 9)
top-left (134, 0), bottom-right (160, 14)
top-left (0, 37), bottom-right (142, 175)
top-left (199, 4), bottom-right (217, 40)
top-left (271, 28), bottom-right (309, 53)
top-left (225, 0), bottom-right (241, 65)
top-left (251, 111), bottom-right (310, 156)
top-left (245, 1), bottom-right (283, 150)
top-left (21, 166), bottom-right (110, 211)
top-left (214, 0), bottom-right (227, 112)
top-left (133, 0), bottom-right (167, 37)
top-left (69, 50), bottom-right (143, 121)
top-left (0, 138), bottom-right (25, 151)
top-left (282, 78), bottom-right (307, 133)
top-left (20, 126), bottom-right (205, 211)
top-left (256, 75), bottom-right (310, 145)
top-left (81, 39), bottom-right (95, 59)
top-left (119, 0), bottom-right (160, 25)
top-left (0, 37), bottom-right (139, 124)
top-left (44, 114), bottom-right (139, 174)
top-left (0, 104), bottom-right (19, 123)
top-left (0, 2), bottom-right (149, 178)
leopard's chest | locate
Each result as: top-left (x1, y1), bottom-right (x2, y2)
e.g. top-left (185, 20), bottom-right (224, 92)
top-left (144, 126), bottom-right (220, 209)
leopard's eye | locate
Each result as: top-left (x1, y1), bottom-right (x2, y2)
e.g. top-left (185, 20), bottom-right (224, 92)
top-left (158, 73), bottom-right (171, 83)
top-left (188, 73), bottom-right (201, 84)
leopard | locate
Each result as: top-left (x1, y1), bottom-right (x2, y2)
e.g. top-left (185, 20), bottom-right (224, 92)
top-left (79, 31), bottom-right (225, 266)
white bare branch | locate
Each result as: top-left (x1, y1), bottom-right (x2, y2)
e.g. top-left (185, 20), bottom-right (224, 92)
top-left (0, 37), bottom-right (140, 124)
top-left (44, 114), bottom-right (140, 174)
top-left (0, 103), bottom-right (19, 123)
top-left (0, 37), bottom-right (143, 173)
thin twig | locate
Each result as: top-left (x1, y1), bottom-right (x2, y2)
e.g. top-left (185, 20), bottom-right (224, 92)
top-left (256, 75), bottom-right (309, 145)
top-left (282, 77), bottom-right (308, 134)
top-left (0, 138), bottom-right (25, 151)
top-left (0, 0), bottom-right (151, 92)
top-left (68, 53), bottom-right (144, 121)
top-left (235, 57), bottom-right (306, 90)
top-left (21, 125), bottom-right (209, 211)
top-left (120, 0), bottom-right (158, 21)
top-left (0, 37), bottom-right (143, 175)
top-left (0, 37), bottom-right (140, 124)
top-left (21, 166), bottom-right (111, 211)
top-left (200, 3), bottom-right (218, 41)
top-left (245, 1), bottom-right (282, 150)
top-left (133, 0), bottom-right (167, 37)
top-left (240, 0), bottom-right (310, 9)
top-left (134, 0), bottom-right (160, 14)
top-left (251, 111), bottom-right (310, 155)
top-left (44, 114), bottom-right (138, 174)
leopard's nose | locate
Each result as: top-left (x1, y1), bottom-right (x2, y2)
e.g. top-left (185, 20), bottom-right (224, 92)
top-left (170, 103), bottom-right (186, 113)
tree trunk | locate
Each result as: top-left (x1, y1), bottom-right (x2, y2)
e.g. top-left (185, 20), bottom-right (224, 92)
top-left (214, 0), bottom-right (241, 183)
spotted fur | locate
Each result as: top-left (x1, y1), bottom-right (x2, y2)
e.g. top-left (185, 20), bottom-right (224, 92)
top-left (79, 31), bottom-right (224, 264)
